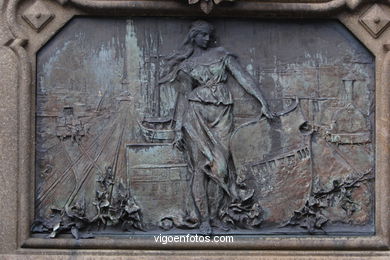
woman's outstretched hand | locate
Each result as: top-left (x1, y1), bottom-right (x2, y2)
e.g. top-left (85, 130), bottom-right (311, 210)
top-left (262, 105), bottom-right (276, 120)
top-left (172, 130), bottom-right (185, 151)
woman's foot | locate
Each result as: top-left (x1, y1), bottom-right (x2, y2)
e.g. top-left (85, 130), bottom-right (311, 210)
top-left (199, 221), bottom-right (212, 235)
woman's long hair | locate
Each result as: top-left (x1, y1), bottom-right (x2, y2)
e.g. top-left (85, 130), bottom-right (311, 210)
top-left (159, 20), bottom-right (214, 84)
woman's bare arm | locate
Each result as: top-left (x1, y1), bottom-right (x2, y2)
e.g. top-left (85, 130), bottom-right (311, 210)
top-left (172, 71), bottom-right (192, 131)
top-left (226, 55), bottom-right (274, 119)
top-left (170, 71), bottom-right (192, 149)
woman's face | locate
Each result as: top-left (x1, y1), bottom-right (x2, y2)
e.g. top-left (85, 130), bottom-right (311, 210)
top-left (194, 31), bottom-right (211, 49)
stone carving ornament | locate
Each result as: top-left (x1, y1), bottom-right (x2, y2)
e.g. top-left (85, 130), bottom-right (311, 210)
top-left (187, 0), bottom-right (236, 14)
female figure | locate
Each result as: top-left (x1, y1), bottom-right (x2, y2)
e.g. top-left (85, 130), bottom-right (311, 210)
top-left (160, 21), bottom-right (274, 234)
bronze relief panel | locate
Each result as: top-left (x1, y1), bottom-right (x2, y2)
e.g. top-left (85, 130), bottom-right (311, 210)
top-left (33, 17), bottom-right (375, 238)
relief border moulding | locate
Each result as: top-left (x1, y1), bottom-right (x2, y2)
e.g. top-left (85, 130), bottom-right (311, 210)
top-left (1, 0), bottom-right (390, 258)
top-left (54, 0), bottom-right (368, 14)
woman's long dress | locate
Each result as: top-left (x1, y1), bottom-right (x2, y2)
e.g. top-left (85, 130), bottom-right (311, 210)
top-left (180, 48), bottom-right (235, 195)
top-left (164, 47), bottom-right (263, 227)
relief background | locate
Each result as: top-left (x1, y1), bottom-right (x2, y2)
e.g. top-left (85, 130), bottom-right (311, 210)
top-left (35, 17), bottom-right (375, 236)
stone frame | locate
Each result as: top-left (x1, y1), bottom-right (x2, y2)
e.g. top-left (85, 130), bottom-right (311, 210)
top-left (0, 0), bottom-right (389, 259)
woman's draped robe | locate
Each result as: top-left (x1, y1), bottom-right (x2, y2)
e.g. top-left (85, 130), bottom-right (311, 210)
top-left (161, 47), bottom-right (264, 228)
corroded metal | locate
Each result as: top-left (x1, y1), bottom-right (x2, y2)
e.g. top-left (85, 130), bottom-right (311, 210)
top-left (33, 17), bottom-right (375, 238)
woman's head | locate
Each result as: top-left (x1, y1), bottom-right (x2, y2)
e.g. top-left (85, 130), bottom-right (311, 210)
top-left (185, 20), bottom-right (214, 49)
top-left (159, 21), bottom-right (215, 83)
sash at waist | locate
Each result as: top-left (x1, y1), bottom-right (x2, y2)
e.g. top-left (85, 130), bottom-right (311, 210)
top-left (187, 83), bottom-right (233, 105)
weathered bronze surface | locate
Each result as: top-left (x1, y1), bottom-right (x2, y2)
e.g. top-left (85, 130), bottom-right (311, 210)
top-left (33, 17), bottom-right (375, 238)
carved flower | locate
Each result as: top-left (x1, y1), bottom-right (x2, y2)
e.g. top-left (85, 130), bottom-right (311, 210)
top-left (188, 0), bottom-right (236, 14)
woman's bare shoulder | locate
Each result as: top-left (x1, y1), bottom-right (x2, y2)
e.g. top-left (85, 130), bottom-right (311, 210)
top-left (210, 46), bottom-right (231, 56)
